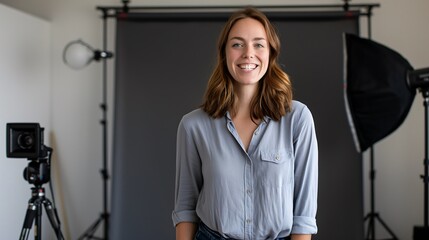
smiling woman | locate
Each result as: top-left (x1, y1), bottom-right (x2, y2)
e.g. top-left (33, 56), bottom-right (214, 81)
top-left (173, 7), bottom-right (318, 240)
top-left (202, 8), bottom-right (292, 123)
top-left (112, 4), bottom-right (363, 240)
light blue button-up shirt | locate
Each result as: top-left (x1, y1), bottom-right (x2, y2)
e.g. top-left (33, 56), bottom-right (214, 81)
top-left (172, 100), bottom-right (318, 239)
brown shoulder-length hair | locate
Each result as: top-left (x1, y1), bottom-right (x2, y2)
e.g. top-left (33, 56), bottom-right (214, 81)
top-left (201, 7), bottom-right (293, 121)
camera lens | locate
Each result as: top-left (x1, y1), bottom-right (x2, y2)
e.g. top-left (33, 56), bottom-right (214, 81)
top-left (17, 132), bottom-right (34, 150)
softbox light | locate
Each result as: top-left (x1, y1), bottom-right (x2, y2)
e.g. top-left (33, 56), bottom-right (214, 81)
top-left (343, 33), bottom-right (415, 152)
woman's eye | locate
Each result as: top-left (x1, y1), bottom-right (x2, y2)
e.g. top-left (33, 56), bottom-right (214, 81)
top-left (255, 43), bottom-right (264, 48)
top-left (232, 43), bottom-right (243, 48)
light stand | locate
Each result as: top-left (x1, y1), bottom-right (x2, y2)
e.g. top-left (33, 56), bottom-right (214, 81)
top-left (344, 32), bottom-right (415, 239)
top-left (413, 88), bottom-right (429, 240)
top-left (63, 8), bottom-right (113, 240)
top-left (364, 146), bottom-right (399, 240)
top-left (407, 67), bottom-right (429, 240)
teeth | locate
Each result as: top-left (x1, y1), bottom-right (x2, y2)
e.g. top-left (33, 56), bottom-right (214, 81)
top-left (239, 64), bottom-right (257, 70)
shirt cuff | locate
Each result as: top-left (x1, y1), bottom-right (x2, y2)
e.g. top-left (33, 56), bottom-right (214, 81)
top-left (172, 210), bottom-right (200, 227)
top-left (291, 216), bottom-right (318, 234)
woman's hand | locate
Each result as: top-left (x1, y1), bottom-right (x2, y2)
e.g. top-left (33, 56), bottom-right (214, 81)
top-left (176, 222), bottom-right (197, 240)
top-left (291, 234), bottom-right (312, 240)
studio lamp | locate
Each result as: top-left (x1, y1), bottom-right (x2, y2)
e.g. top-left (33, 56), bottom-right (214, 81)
top-left (344, 33), bottom-right (415, 240)
top-left (63, 38), bottom-right (113, 240)
top-left (63, 39), bottom-right (113, 70)
top-left (344, 33), bottom-right (429, 240)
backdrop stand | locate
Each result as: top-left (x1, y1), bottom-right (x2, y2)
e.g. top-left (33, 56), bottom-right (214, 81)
top-left (97, 2), bottom-right (379, 239)
top-left (78, 8), bottom-right (110, 240)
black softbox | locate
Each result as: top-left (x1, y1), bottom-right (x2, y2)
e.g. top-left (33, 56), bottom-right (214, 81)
top-left (343, 33), bottom-right (415, 152)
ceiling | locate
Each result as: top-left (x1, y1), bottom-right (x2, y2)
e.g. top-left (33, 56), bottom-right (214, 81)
top-left (0, 0), bottom-right (53, 20)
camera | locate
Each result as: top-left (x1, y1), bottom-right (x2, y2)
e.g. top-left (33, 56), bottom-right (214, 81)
top-left (6, 123), bottom-right (51, 185)
top-left (6, 123), bottom-right (47, 159)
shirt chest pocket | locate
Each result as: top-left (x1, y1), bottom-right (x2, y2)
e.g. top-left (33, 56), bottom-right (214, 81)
top-left (260, 150), bottom-right (294, 185)
top-left (260, 151), bottom-right (292, 164)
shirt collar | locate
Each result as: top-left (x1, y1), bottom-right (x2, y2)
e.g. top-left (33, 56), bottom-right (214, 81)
top-left (225, 111), bottom-right (271, 123)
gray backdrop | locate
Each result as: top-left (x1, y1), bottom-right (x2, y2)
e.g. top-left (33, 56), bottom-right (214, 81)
top-left (111, 10), bottom-right (363, 239)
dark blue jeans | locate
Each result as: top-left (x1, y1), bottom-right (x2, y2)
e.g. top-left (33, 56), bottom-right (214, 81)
top-left (194, 222), bottom-right (291, 240)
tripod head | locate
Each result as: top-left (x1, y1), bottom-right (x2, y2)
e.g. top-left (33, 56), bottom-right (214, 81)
top-left (24, 156), bottom-right (51, 187)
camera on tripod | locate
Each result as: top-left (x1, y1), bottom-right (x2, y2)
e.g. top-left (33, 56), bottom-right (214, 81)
top-left (6, 123), bottom-right (51, 185)
top-left (6, 123), bottom-right (64, 240)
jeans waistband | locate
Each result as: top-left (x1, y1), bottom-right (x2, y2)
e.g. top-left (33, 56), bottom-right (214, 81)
top-left (195, 222), bottom-right (291, 240)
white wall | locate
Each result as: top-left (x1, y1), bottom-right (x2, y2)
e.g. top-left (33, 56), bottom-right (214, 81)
top-left (1, 0), bottom-right (429, 239)
top-left (0, 4), bottom-right (51, 239)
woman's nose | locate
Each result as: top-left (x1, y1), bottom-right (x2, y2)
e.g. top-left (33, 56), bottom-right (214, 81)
top-left (242, 46), bottom-right (254, 59)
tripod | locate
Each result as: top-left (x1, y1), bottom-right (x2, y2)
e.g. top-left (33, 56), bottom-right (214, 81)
top-left (364, 146), bottom-right (399, 240)
top-left (413, 89), bottom-right (429, 240)
top-left (20, 186), bottom-right (64, 240)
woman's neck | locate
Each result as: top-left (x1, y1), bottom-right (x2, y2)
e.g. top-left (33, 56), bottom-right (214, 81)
top-left (231, 83), bottom-right (258, 120)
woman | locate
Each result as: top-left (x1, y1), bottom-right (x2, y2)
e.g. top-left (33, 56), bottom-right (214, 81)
top-left (172, 7), bottom-right (318, 240)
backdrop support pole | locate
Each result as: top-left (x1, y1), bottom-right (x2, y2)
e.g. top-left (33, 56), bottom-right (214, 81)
top-left (78, 8), bottom-right (110, 240)
top-left (362, 6), bottom-right (398, 240)
top-left (102, 7), bottom-right (110, 240)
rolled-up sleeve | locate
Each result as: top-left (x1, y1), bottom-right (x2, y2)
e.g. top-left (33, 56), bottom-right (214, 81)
top-left (171, 117), bottom-right (202, 226)
top-left (292, 106), bottom-right (318, 234)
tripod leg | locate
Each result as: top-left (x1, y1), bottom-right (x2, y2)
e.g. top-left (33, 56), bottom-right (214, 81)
top-left (365, 213), bottom-right (375, 240)
top-left (78, 217), bottom-right (103, 240)
top-left (370, 214), bottom-right (375, 240)
top-left (19, 204), bottom-right (37, 240)
top-left (43, 198), bottom-right (64, 240)
top-left (375, 214), bottom-right (399, 240)
top-left (35, 199), bottom-right (43, 240)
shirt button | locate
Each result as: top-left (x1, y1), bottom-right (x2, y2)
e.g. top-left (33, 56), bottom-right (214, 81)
top-left (275, 155), bottom-right (280, 161)
top-left (246, 219), bottom-right (252, 224)
top-left (246, 189), bottom-right (252, 194)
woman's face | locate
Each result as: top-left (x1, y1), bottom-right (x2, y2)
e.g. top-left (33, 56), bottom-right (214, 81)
top-left (225, 17), bottom-right (270, 87)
